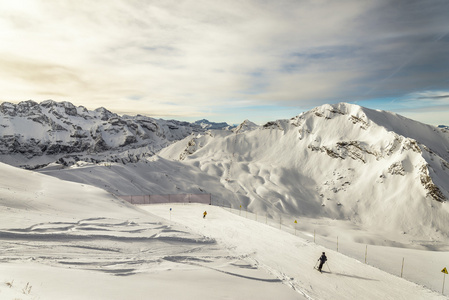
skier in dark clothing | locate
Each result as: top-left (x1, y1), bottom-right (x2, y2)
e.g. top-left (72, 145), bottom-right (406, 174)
top-left (317, 252), bottom-right (327, 273)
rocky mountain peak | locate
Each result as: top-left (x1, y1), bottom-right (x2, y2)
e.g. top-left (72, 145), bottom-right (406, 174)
top-left (234, 119), bottom-right (258, 133)
top-left (194, 119), bottom-right (234, 130)
top-left (94, 107), bottom-right (118, 121)
top-left (1, 100), bottom-right (43, 117)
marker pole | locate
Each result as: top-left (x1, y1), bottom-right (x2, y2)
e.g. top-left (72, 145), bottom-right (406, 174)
top-left (443, 273), bottom-right (446, 294)
top-left (365, 245), bottom-right (368, 264)
top-left (401, 257), bottom-right (404, 278)
top-left (294, 220), bottom-right (297, 235)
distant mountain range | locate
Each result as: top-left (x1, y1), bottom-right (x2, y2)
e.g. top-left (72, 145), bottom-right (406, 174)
top-left (1, 100), bottom-right (449, 239)
top-left (0, 100), bottom-right (233, 168)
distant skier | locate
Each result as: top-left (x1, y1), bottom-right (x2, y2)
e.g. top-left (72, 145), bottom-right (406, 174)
top-left (203, 211), bottom-right (207, 219)
top-left (317, 252), bottom-right (327, 273)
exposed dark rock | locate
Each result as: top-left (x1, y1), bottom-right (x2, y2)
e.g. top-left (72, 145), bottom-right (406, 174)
top-left (419, 164), bottom-right (446, 202)
top-left (120, 135), bottom-right (137, 147)
top-left (388, 162), bottom-right (406, 176)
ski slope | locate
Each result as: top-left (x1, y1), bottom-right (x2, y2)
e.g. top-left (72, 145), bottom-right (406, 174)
top-left (2, 200), bottom-right (447, 299)
top-left (143, 204), bottom-right (447, 300)
top-left (0, 162), bottom-right (297, 300)
top-left (0, 160), bottom-right (448, 299)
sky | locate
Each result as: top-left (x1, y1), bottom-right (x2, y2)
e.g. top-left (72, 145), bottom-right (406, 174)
top-left (0, 0), bottom-right (449, 126)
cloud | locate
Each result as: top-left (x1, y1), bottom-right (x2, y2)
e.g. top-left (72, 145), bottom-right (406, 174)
top-left (418, 95), bottom-right (449, 100)
top-left (354, 90), bottom-right (449, 126)
top-left (0, 0), bottom-right (448, 123)
top-left (401, 91), bottom-right (449, 109)
top-left (0, 56), bottom-right (86, 87)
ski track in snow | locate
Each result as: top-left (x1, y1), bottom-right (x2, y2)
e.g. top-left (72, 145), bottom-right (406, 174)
top-left (142, 204), bottom-right (447, 300)
top-left (0, 217), bottom-right (220, 276)
top-left (1, 202), bottom-right (447, 299)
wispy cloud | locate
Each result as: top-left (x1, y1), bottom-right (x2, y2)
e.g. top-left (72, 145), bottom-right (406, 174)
top-left (400, 91), bottom-right (449, 110)
top-left (0, 0), bottom-right (448, 124)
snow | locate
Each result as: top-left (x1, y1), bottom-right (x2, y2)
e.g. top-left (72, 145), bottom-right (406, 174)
top-left (38, 102), bottom-right (449, 240)
top-left (1, 162), bottom-right (448, 299)
top-left (145, 204), bottom-right (449, 299)
top-left (2, 102), bottom-right (449, 299)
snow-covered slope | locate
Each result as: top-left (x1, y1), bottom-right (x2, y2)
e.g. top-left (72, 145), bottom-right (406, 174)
top-left (0, 162), bottom-right (243, 299)
top-left (0, 161), bottom-right (146, 222)
top-left (162, 103), bottom-right (449, 235)
top-left (37, 103), bottom-right (449, 244)
top-left (0, 100), bottom-right (233, 169)
top-left (0, 161), bottom-right (446, 299)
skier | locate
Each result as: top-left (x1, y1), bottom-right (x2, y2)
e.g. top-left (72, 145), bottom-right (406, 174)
top-left (317, 252), bottom-right (327, 273)
top-left (203, 211), bottom-right (207, 219)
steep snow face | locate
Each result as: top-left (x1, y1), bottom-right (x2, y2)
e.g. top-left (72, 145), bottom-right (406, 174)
top-left (0, 100), bottom-right (213, 168)
top-left (156, 103), bottom-right (449, 238)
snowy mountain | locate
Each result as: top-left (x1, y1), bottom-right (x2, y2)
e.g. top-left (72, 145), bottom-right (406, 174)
top-left (36, 102), bottom-right (449, 243)
top-left (194, 119), bottom-right (235, 130)
top-left (155, 103), bottom-right (449, 237)
top-left (2, 102), bottom-right (449, 298)
top-left (0, 100), bottom-right (220, 169)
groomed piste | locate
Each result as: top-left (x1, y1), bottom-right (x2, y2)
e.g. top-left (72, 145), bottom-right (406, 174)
top-left (0, 161), bottom-right (447, 299)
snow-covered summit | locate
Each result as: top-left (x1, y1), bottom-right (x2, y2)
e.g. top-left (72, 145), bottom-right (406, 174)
top-left (153, 102), bottom-right (449, 238)
top-left (233, 119), bottom-right (259, 133)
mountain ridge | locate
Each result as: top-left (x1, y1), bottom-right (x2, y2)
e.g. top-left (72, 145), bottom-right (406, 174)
top-left (2, 100), bottom-right (449, 239)
top-left (152, 102), bottom-right (449, 237)
top-left (0, 100), bottom-right (233, 168)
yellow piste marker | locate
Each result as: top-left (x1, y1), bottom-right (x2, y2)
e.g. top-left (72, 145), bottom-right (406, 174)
top-left (442, 267), bottom-right (448, 294)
